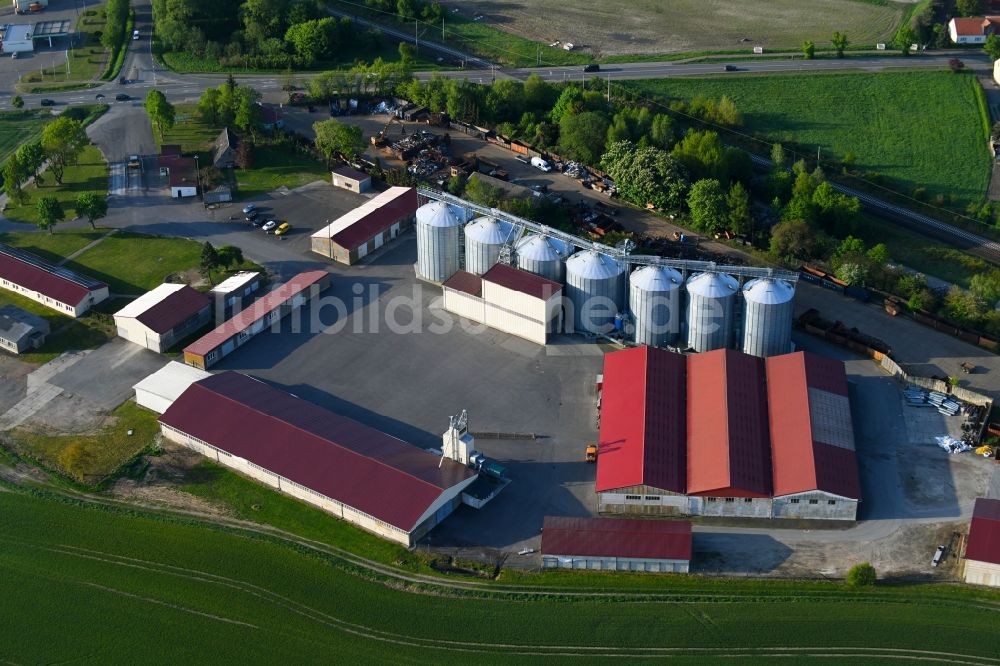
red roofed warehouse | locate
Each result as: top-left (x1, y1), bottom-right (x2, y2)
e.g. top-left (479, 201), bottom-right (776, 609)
top-left (441, 264), bottom-right (563, 345)
top-left (159, 372), bottom-right (478, 546)
top-left (964, 498), bottom-right (1000, 587)
top-left (0, 243), bottom-right (109, 317)
top-left (113, 284), bottom-right (212, 353)
top-left (767, 352), bottom-right (860, 519)
top-left (183, 270), bottom-right (330, 369)
top-left (541, 516), bottom-right (692, 573)
top-left (595, 347), bottom-right (860, 520)
top-left (596, 346), bottom-right (688, 513)
top-left (311, 187), bottom-right (418, 265)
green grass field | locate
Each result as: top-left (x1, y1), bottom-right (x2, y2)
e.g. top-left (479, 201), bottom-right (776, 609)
top-left (17, 8), bottom-right (109, 93)
top-left (235, 145), bottom-right (329, 199)
top-left (0, 228), bottom-right (106, 264)
top-left (0, 110), bottom-right (50, 164)
top-left (6, 401), bottom-right (159, 485)
top-left (158, 105), bottom-right (221, 155)
top-left (3, 145), bottom-right (109, 227)
top-left (629, 71), bottom-right (992, 210)
top-left (63, 231), bottom-right (204, 295)
top-left (1, 487), bottom-right (999, 663)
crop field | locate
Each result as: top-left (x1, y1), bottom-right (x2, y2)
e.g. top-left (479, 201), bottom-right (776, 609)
top-left (2, 488), bottom-right (999, 664)
top-left (439, 0), bottom-right (904, 58)
top-left (0, 111), bottom-right (50, 164)
top-left (630, 71), bottom-right (992, 210)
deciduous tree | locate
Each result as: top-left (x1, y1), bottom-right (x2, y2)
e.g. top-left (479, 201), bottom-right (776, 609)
top-left (686, 178), bottom-right (726, 233)
top-left (726, 181), bottom-right (752, 235)
top-left (802, 40), bottom-right (815, 59)
top-left (40, 117), bottom-right (87, 185)
top-left (313, 118), bottom-right (365, 165)
top-left (36, 196), bottom-right (65, 234)
top-left (75, 192), bottom-right (108, 229)
top-left (986, 34), bottom-right (1000, 61)
top-left (831, 31), bottom-right (849, 58)
top-left (557, 111), bottom-right (609, 165)
top-left (145, 90), bottom-right (176, 139)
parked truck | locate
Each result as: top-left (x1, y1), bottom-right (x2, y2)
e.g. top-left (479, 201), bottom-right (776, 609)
top-left (531, 156), bottom-right (552, 172)
top-left (585, 444), bottom-right (598, 462)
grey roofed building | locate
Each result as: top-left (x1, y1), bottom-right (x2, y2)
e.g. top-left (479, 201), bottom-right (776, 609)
top-left (211, 128), bottom-right (239, 169)
top-left (0, 305), bottom-right (50, 354)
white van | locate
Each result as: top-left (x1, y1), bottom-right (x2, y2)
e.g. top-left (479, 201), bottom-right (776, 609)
top-left (133, 30), bottom-right (140, 40)
top-left (530, 156), bottom-right (552, 172)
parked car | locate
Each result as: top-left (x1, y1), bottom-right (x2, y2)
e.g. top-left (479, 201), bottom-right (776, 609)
top-left (115, 93), bottom-right (130, 101)
top-left (262, 220), bottom-right (278, 233)
top-left (245, 211), bottom-right (259, 222)
top-left (932, 545), bottom-right (946, 567)
top-left (132, 29), bottom-right (140, 40)
top-left (39, 99), bottom-right (55, 107)
top-left (724, 64), bottom-right (738, 72)
top-left (250, 217), bottom-right (264, 228)
top-left (583, 63), bottom-right (600, 72)
top-left (95, 93), bottom-right (105, 100)
top-left (242, 203), bottom-right (258, 215)
top-left (275, 222), bottom-right (291, 236)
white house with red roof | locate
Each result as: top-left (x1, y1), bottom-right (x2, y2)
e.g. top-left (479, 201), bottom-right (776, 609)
top-left (948, 16), bottom-right (1000, 43)
top-left (0, 243), bottom-right (108, 317)
top-left (964, 498), bottom-right (1000, 587)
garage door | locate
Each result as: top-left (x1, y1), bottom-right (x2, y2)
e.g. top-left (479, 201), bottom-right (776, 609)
top-left (222, 340), bottom-right (235, 355)
top-left (373, 233), bottom-right (384, 249)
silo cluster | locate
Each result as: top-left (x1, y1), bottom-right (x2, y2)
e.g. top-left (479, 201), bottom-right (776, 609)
top-left (515, 234), bottom-right (573, 282)
top-left (685, 272), bottom-right (739, 353)
top-left (628, 265), bottom-right (683, 348)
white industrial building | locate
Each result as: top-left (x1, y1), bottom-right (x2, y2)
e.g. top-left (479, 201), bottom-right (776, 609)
top-left (442, 263), bottom-right (563, 345)
top-left (159, 372), bottom-right (479, 546)
top-left (331, 166), bottom-right (371, 193)
top-left (208, 271), bottom-right (261, 319)
top-left (113, 284), bottom-right (212, 353)
top-left (311, 187), bottom-right (417, 265)
top-left (133, 361), bottom-right (212, 414)
top-left (1, 24), bottom-right (33, 53)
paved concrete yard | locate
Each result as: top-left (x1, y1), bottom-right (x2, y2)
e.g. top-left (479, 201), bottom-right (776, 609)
top-left (216, 236), bottom-right (603, 552)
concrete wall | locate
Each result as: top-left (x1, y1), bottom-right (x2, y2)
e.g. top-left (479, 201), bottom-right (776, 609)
top-left (161, 424), bottom-right (415, 546)
top-left (599, 488), bottom-right (857, 521)
top-left (542, 554), bottom-right (689, 573)
top-left (331, 173), bottom-right (371, 193)
top-left (772, 491), bottom-right (857, 520)
top-left (964, 559), bottom-right (1000, 587)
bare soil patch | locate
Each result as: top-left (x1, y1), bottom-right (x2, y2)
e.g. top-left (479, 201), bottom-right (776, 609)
top-left (443, 0), bottom-right (904, 56)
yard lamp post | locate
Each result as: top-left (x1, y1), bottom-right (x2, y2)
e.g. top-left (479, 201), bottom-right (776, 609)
top-left (194, 154), bottom-right (201, 201)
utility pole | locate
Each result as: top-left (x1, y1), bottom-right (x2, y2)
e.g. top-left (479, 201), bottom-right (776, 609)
top-left (607, 74), bottom-right (610, 102)
top-left (817, 146), bottom-right (821, 163)
top-left (415, 20), bottom-right (418, 53)
top-left (442, 17), bottom-right (445, 42)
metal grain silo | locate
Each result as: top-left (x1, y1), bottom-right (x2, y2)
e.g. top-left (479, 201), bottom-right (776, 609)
top-left (514, 234), bottom-right (573, 282)
top-left (565, 250), bottom-right (626, 335)
top-left (741, 277), bottom-right (795, 357)
top-left (416, 201), bottom-right (468, 282)
top-left (464, 217), bottom-right (517, 275)
top-left (628, 265), bottom-right (684, 347)
top-left (685, 271), bottom-right (738, 352)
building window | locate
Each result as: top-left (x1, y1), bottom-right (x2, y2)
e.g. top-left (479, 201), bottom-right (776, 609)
top-left (644, 495), bottom-right (661, 501)
top-left (809, 499), bottom-right (819, 505)
top-left (724, 497), bottom-right (735, 503)
top-left (828, 500), bottom-right (836, 505)
top-left (706, 497), bottom-right (716, 502)
top-left (744, 498), bottom-right (752, 503)
top-left (625, 495), bottom-right (642, 500)
top-left (790, 498), bottom-right (800, 504)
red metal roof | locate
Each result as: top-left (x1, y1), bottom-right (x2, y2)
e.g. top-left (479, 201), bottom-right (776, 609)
top-left (482, 263), bottom-right (562, 300)
top-left (687, 349), bottom-right (771, 498)
top-left (951, 16), bottom-right (988, 36)
top-left (329, 188), bottom-right (418, 251)
top-left (159, 372), bottom-right (476, 532)
top-left (767, 352), bottom-right (860, 500)
top-left (967, 498), bottom-right (1000, 565)
top-left (541, 516), bottom-right (692, 561)
top-left (184, 271), bottom-right (328, 357)
top-left (442, 270), bottom-right (482, 297)
top-left (0, 244), bottom-right (106, 307)
top-left (595, 346), bottom-right (686, 494)
top-left (133, 286), bottom-right (211, 334)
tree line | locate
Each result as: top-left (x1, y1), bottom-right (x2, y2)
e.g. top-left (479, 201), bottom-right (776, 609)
top-left (153, 0), bottom-right (383, 69)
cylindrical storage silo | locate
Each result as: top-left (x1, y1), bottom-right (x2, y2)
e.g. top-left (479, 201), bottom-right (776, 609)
top-left (464, 217), bottom-right (517, 275)
top-left (628, 265), bottom-right (684, 347)
top-left (565, 250), bottom-right (626, 335)
top-left (416, 202), bottom-right (467, 282)
top-left (741, 278), bottom-right (795, 357)
top-left (685, 272), bottom-right (738, 352)
top-left (514, 234), bottom-right (573, 282)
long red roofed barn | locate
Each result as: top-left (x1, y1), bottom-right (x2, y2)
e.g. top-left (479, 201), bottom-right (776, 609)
top-left (311, 186), bottom-right (418, 265)
top-left (0, 243), bottom-right (109, 317)
top-left (159, 372), bottom-right (478, 546)
top-left (541, 516), bottom-right (692, 572)
top-left (596, 346), bottom-right (860, 520)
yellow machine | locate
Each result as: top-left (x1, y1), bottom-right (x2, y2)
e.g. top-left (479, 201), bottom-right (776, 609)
top-left (371, 117), bottom-right (406, 147)
top-left (585, 444), bottom-right (598, 463)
